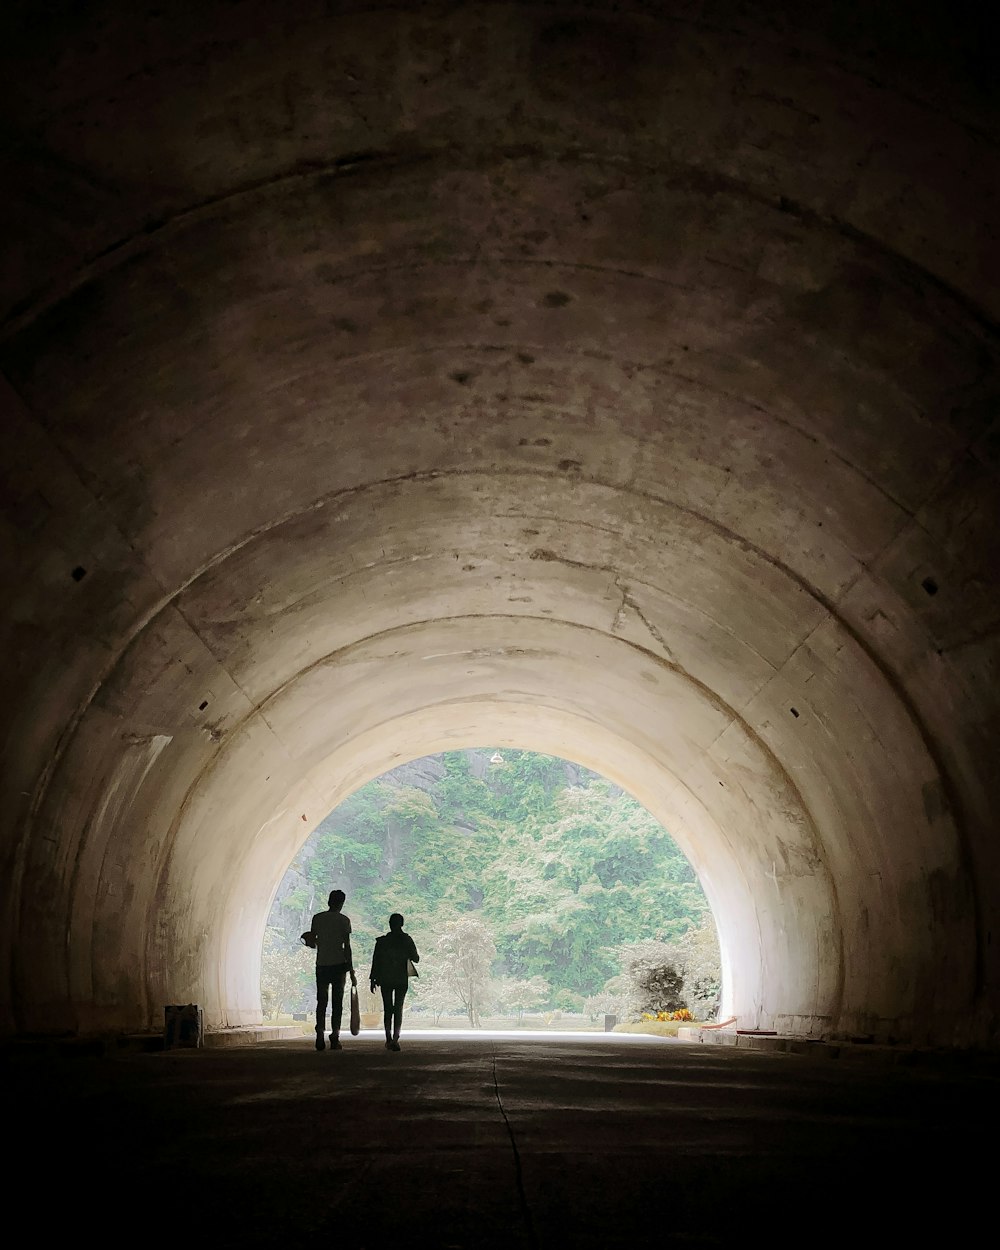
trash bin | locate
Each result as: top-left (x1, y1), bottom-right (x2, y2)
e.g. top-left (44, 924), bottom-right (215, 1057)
top-left (604, 1013), bottom-right (617, 1032)
top-left (164, 1004), bottom-right (203, 1049)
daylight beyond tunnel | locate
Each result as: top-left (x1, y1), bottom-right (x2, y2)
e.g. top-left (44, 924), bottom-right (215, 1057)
top-left (263, 749), bottom-right (722, 1029)
top-left (0, 1), bottom-right (997, 1048)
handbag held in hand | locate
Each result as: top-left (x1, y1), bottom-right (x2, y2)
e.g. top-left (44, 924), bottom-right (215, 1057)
top-left (349, 984), bottom-right (361, 1035)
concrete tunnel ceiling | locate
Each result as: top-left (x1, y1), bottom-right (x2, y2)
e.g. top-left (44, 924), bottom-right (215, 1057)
top-left (1, 1), bottom-right (998, 1046)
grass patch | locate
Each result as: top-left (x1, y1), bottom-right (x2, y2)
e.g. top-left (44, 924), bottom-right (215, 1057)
top-left (613, 1020), bottom-right (689, 1037)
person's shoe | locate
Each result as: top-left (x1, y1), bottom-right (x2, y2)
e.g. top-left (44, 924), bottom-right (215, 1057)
top-left (315, 1033), bottom-right (325, 1052)
top-left (390, 1040), bottom-right (401, 1052)
top-left (385, 1040), bottom-right (392, 1050)
top-left (329, 1035), bottom-right (343, 1050)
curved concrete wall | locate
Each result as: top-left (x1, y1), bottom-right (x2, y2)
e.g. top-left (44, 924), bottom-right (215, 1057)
top-left (0, 1), bottom-right (996, 1044)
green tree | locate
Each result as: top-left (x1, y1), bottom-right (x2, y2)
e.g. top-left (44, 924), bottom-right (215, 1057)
top-left (436, 752), bottom-right (493, 826)
top-left (485, 750), bottom-right (567, 824)
top-left (478, 778), bottom-right (709, 996)
top-left (553, 988), bottom-right (585, 1012)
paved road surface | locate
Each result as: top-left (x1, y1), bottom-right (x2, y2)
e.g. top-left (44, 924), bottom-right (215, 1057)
top-left (9, 1033), bottom-right (995, 1246)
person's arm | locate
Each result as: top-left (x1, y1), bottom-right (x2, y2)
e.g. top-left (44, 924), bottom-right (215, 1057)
top-left (300, 915), bottom-right (319, 949)
top-left (407, 934), bottom-right (419, 964)
top-left (369, 939), bottom-right (379, 993)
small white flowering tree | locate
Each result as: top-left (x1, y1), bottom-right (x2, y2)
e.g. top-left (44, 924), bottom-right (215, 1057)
top-left (493, 975), bottom-right (551, 1023)
top-left (260, 927), bottom-right (313, 1019)
top-left (436, 915), bottom-right (497, 1027)
top-left (583, 974), bottom-right (627, 1023)
top-left (674, 918), bottom-right (722, 1020)
top-left (407, 955), bottom-right (462, 1025)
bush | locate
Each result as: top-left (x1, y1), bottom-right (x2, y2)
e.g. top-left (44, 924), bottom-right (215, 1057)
top-left (674, 920), bottom-right (722, 1020)
top-left (617, 939), bottom-right (687, 1021)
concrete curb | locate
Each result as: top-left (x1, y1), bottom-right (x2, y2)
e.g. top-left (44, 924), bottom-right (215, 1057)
top-left (675, 1025), bottom-right (1000, 1069)
top-left (1, 1024), bottom-right (306, 1057)
top-left (676, 1024), bottom-right (894, 1060)
top-left (203, 1025), bottom-right (305, 1047)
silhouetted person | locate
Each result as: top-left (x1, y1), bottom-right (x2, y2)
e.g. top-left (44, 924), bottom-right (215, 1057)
top-left (301, 889), bottom-right (357, 1050)
top-left (369, 913), bottom-right (419, 1051)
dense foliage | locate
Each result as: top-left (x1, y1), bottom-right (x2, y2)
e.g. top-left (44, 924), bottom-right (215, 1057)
top-left (616, 940), bottom-right (688, 1020)
top-left (264, 749), bottom-right (719, 1021)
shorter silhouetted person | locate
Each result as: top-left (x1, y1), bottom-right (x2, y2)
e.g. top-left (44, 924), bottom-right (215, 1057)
top-left (301, 889), bottom-right (357, 1051)
top-left (369, 913), bottom-right (419, 1051)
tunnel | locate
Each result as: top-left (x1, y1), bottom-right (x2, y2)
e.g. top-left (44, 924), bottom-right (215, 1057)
top-left (1, 0), bottom-right (997, 1053)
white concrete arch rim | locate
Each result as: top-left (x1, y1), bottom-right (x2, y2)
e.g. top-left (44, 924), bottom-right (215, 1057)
top-left (166, 466), bottom-right (984, 921)
top-left (201, 695), bottom-right (835, 1032)
top-left (15, 463), bottom-right (974, 975)
top-left (13, 462), bottom-right (877, 789)
top-left (153, 617), bottom-right (846, 1004)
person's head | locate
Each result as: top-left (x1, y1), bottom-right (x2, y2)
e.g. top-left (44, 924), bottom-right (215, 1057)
top-left (328, 889), bottom-right (346, 911)
top-left (388, 912), bottom-right (404, 932)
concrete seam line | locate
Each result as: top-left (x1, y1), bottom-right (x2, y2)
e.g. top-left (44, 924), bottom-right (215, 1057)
top-left (5, 140), bottom-right (996, 339)
top-left (491, 1045), bottom-right (538, 1250)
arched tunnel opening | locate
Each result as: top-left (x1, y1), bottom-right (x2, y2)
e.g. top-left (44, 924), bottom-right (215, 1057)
top-left (1, 0), bottom-right (998, 1064)
top-left (260, 747), bottom-right (723, 1033)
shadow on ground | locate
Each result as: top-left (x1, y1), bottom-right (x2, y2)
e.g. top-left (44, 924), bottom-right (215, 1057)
top-left (9, 1034), bottom-right (996, 1247)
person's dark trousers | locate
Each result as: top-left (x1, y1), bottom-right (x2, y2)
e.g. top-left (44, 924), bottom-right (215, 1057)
top-left (316, 963), bottom-right (349, 1038)
top-left (380, 984), bottom-right (407, 1041)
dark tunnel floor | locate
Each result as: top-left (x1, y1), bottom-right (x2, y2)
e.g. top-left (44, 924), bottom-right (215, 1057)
top-left (7, 1035), bottom-right (997, 1247)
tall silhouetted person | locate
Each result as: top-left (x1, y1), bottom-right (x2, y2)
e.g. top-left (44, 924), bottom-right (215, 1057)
top-left (301, 889), bottom-right (357, 1050)
top-left (370, 913), bottom-right (419, 1051)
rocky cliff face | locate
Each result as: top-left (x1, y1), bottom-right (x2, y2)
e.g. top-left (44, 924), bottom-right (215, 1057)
top-left (384, 756), bottom-right (450, 792)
